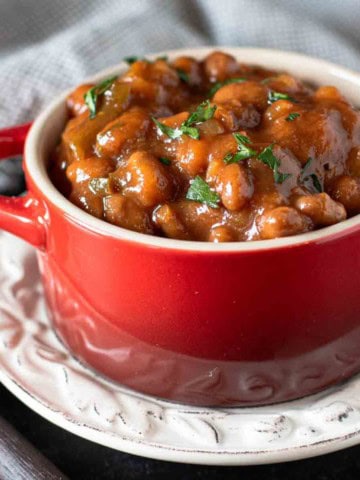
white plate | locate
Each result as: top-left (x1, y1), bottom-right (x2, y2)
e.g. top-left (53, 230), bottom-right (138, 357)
top-left (1, 231), bottom-right (360, 465)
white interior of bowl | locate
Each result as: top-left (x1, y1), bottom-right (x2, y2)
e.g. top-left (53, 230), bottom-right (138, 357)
top-left (25, 46), bottom-right (360, 252)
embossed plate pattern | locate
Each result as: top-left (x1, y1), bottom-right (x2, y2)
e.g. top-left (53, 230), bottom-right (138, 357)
top-left (1, 231), bottom-right (360, 465)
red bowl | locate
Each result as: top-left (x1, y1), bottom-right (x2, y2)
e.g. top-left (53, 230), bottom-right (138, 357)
top-left (1, 47), bottom-right (360, 406)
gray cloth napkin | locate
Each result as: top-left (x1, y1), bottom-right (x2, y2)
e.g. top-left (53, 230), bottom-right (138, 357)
top-left (1, 0), bottom-right (360, 128)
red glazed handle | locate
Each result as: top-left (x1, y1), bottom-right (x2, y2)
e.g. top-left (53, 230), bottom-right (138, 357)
top-left (0, 123), bottom-right (46, 248)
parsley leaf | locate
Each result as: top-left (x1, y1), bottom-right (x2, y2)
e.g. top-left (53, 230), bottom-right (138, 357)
top-left (84, 76), bottom-right (117, 119)
top-left (224, 133), bottom-right (257, 164)
top-left (186, 100), bottom-right (217, 125)
top-left (124, 55), bottom-right (168, 65)
top-left (268, 90), bottom-right (296, 104)
top-left (180, 125), bottom-right (200, 140)
top-left (159, 157), bottom-right (171, 166)
top-left (301, 157), bottom-right (313, 174)
top-left (152, 117), bottom-right (182, 139)
top-left (300, 157), bottom-right (323, 192)
top-left (286, 112), bottom-right (300, 122)
top-left (258, 144), bottom-right (292, 184)
top-left (275, 171), bottom-right (292, 184)
top-left (309, 174), bottom-right (323, 192)
top-left (186, 176), bottom-right (220, 208)
top-left (233, 133), bottom-right (251, 145)
top-left (208, 77), bottom-right (246, 97)
top-left (124, 56), bottom-right (140, 65)
top-left (152, 100), bottom-right (216, 141)
top-left (177, 69), bottom-right (189, 83)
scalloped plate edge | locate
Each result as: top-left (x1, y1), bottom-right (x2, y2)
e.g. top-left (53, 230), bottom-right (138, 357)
top-left (2, 371), bottom-right (360, 466)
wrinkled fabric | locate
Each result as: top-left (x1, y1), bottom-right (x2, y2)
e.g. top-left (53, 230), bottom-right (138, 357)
top-left (1, 0), bottom-right (360, 127)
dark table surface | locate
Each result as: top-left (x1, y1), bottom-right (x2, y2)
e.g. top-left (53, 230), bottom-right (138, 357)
top-left (1, 157), bottom-right (360, 479)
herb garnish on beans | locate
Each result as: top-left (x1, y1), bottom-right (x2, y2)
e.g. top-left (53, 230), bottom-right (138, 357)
top-left (50, 51), bottom-right (360, 241)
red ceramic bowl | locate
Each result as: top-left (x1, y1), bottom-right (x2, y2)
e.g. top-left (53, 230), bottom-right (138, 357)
top-left (1, 47), bottom-right (360, 406)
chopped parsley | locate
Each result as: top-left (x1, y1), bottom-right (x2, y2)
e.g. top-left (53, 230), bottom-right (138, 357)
top-left (84, 76), bottom-right (117, 119)
top-left (123, 56), bottom-right (140, 65)
top-left (223, 152), bottom-right (235, 163)
top-left (159, 157), bottom-right (171, 166)
top-left (186, 176), bottom-right (220, 208)
top-left (223, 136), bottom-right (291, 183)
top-left (176, 68), bottom-right (190, 83)
top-left (286, 112), bottom-right (300, 122)
top-left (152, 100), bottom-right (217, 141)
top-left (208, 77), bottom-right (247, 97)
top-left (187, 100), bottom-right (216, 124)
top-left (124, 55), bottom-right (168, 65)
top-left (152, 118), bottom-right (182, 139)
top-left (180, 125), bottom-right (200, 139)
top-left (268, 90), bottom-right (296, 104)
top-left (301, 157), bottom-right (313, 174)
top-left (224, 133), bottom-right (256, 164)
top-left (258, 144), bottom-right (292, 184)
top-left (308, 174), bottom-right (323, 192)
top-left (300, 158), bottom-right (322, 192)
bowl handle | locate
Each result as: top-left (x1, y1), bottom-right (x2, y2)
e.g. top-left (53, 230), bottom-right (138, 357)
top-left (0, 123), bottom-right (46, 249)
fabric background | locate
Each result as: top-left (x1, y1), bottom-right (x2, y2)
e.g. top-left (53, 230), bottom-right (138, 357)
top-left (1, 0), bottom-right (360, 128)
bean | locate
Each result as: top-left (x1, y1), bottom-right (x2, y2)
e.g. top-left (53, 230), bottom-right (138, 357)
top-left (254, 191), bottom-right (287, 210)
top-left (208, 225), bottom-right (236, 242)
top-left (264, 100), bottom-right (296, 122)
top-left (216, 163), bottom-right (253, 211)
top-left (207, 133), bottom-right (239, 164)
top-left (156, 111), bottom-right (189, 130)
top-left (121, 62), bottom-right (157, 100)
top-left (128, 77), bottom-right (158, 101)
top-left (176, 138), bottom-right (209, 176)
top-left (172, 56), bottom-right (202, 86)
top-left (294, 193), bottom-right (346, 226)
top-left (69, 189), bottom-right (104, 218)
top-left (203, 51), bottom-right (238, 82)
top-left (66, 156), bottom-right (115, 218)
top-left (66, 156), bottom-right (114, 184)
top-left (104, 193), bottom-right (153, 234)
top-left (151, 59), bottom-right (180, 87)
top-left (206, 158), bottom-right (225, 185)
top-left (213, 81), bottom-right (268, 111)
top-left (119, 150), bottom-right (174, 207)
top-left (96, 108), bottom-right (150, 158)
top-left (258, 206), bottom-right (312, 239)
top-left (328, 175), bottom-right (360, 214)
top-left (266, 74), bottom-right (305, 94)
top-left (162, 199), bottom-right (223, 241)
top-left (153, 204), bottom-right (190, 240)
top-left (347, 147), bottom-right (360, 177)
top-left (315, 86), bottom-right (344, 102)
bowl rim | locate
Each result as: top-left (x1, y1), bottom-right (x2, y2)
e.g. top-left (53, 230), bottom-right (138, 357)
top-left (24, 46), bottom-right (360, 253)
